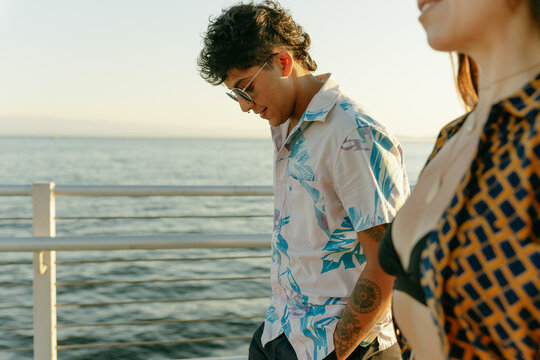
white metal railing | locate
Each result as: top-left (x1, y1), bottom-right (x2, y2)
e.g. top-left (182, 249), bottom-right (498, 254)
top-left (0, 183), bottom-right (274, 360)
top-left (1, 184), bottom-right (273, 197)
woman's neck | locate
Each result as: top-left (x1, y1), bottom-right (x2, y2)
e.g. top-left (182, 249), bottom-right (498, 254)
top-left (470, 6), bottom-right (540, 109)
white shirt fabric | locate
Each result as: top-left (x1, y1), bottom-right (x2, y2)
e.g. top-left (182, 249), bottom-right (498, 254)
top-left (260, 74), bottom-right (410, 360)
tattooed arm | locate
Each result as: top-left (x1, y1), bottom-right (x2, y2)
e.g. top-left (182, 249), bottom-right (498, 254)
top-left (333, 223), bottom-right (395, 360)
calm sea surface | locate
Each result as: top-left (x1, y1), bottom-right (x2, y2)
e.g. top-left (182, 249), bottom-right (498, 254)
top-left (0, 136), bottom-right (434, 359)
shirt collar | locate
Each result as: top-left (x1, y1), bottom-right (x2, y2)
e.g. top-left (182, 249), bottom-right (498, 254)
top-left (300, 73), bottom-right (341, 123)
top-left (271, 74), bottom-right (341, 151)
top-left (499, 72), bottom-right (540, 120)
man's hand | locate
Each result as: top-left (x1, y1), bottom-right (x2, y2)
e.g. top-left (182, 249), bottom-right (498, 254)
top-left (333, 223), bottom-right (394, 359)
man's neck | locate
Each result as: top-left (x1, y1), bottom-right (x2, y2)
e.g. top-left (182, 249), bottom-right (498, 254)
top-left (287, 72), bottom-right (326, 135)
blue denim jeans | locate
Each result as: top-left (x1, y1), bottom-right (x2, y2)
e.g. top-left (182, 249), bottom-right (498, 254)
top-left (248, 322), bottom-right (401, 360)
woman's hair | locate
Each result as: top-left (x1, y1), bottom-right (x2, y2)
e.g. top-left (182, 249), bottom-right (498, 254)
top-left (454, 53), bottom-right (479, 110)
top-left (455, 0), bottom-right (540, 109)
top-left (198, 1), bottom-right (317, 85)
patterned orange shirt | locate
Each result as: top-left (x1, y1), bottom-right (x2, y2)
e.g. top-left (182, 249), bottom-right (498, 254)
top-left (418, 73), bottom-right (540, 359)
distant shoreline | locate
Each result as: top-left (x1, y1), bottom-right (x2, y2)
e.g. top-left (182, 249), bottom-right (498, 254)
top-left (0, 134), bottom-right (436, 142)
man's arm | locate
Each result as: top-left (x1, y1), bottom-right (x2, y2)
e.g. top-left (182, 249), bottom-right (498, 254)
top-left (333, 223), bottom-right (395, 360)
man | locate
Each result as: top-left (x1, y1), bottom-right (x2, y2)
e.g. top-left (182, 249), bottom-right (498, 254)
top-left (198, 2), bottom-right (409, 359)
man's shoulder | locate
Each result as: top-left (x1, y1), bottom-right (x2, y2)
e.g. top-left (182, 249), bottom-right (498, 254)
top-left (325, 96), bottom-right (392, 140)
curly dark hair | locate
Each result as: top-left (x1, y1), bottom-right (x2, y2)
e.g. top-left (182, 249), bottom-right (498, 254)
top-left (198, 1), bottom-right (317, 85)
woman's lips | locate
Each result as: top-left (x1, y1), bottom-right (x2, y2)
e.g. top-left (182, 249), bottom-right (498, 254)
top-left (418, 0), bottom-right (438, 13)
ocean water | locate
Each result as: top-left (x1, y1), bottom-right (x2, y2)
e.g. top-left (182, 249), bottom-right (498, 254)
top-left (0, 136), bottom-right (434, 359)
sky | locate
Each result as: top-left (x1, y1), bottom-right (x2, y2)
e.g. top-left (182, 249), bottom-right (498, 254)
top-left (0, 0), bottom-right (465, 140)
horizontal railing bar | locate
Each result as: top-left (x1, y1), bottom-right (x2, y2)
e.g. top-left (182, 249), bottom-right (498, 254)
top-left (0, 215), bottom-right (271, 221)
top-left (0, 184), bottom-right (273, 197)
top-left (57, 335), bottom-right (252, 350)
top-left (53, 185), bottom-right (273, 197)
top-left (55, 214), bottom-right (271, 220)
top-left (0, 261), bottom-right (32, 266)
top-left (0, 276), bottom-right (270, 289)
top-left (0, 234), bottom-right (271, 252)
top-left (0, 326), bottom-right (33, 332)
top-left (0, 347), bottom-right (33, 353)
top-left (58, 275), bottom-right (269, 287)
top-left (0, 295), bottom-right (267, 310)
top-left (58, 295), bottom-right (268, 308)
top-left (56, 254), bottom-right (270, 265)
top-left (57, 315), bottom-right (263, 329)
top-left (0, 305), bottom-right (32, 310)
top-left (0, 275), bottom-right (270, 288)
top-left (0, 184), bottom-right (414, 198)
top-left (0, 316), bottom-right (264, 332)
top-left (0, 282), bottom-right (32, 288)
top-left (0, 185), bottom-right (31, 196)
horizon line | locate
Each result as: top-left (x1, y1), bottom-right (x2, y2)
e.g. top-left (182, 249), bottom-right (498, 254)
top-left (0, 133), bottom-right (437, 142)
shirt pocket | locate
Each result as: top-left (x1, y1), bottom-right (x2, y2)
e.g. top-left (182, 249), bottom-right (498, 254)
top-left (279, 178), bottom-right (329, 247)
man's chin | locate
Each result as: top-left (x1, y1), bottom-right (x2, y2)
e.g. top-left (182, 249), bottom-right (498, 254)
top-left (267, 116), bottom-right (288, 128)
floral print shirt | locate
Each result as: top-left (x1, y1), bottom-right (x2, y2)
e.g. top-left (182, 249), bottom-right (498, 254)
top-left (260, 74), bottom-right (410, 360)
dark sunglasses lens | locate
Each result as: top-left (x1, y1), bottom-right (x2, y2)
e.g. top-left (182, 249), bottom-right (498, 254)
top-left (233, 89), bottom-right (252, 102)
top-left (226, 92), bottom-right (238, 102)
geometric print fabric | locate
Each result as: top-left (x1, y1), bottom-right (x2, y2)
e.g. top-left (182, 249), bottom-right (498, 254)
top-left (409, 73), bottom-right (540, 360)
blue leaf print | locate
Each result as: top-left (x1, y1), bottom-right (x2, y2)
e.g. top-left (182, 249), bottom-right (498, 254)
top-left (339, 101), bottom-right (353, 112)
top-left (282, 305), bottom-right (291, 337)
top-left (273, 209), bottom-right (287, 232)
top-left (272, 211), bottom-right (291, 265)
top-left (320, 218), bottom-right (365, 274)
top-left (272, 233), bottom-right (290, 266)
top-left (355, 112), bottom-right (378, 128)
top-left (314, 206), bottom-right (330, 237)
top-left (321, 260), bottom-right (340, 273)
top-left (280, 268), bottom-right (302, 294)
top-left (287, 133), bottom-right (329, 236)
top-left (322, 236), bottom-right (355, 252)
top-left (298, 301), bottom-right (340, 359)
top-left (266, 302), bottom-right (279, 323)
top-left (303, 102), bottom-right (334, 121)
top-left (287, 134), bottom-right (315, 182)
top-left (371, 130), bottom-right (397, 196)
top-left (348, 206), bottom-right (378, 231)
top-left (369, 129), bottom-right (402, 217)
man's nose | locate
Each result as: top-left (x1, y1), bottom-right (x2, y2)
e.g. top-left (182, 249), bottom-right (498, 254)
top-left (239, 98), bottom-right (254, 113)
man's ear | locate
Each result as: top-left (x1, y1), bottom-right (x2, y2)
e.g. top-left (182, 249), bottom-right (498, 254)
top-left (277, 51), bottom-right (294, 77)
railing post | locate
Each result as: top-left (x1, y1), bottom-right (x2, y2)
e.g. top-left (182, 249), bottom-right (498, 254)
top-left (32, 182), bottom-right (57, 360)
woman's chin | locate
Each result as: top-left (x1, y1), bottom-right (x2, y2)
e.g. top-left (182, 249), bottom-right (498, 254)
top-left (425, 32), bottom-right (456, 52)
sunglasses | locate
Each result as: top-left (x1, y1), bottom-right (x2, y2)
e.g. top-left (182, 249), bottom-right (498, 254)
top-left (226, 53), bottom-right (278, 103)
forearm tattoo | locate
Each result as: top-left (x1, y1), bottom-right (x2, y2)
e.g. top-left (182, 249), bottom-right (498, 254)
top-left (334, 309), bottom-right (363, 357)
top-left (351, 278), bottom-right (382, 314)
top-left (334, 279), bottom-right (383, 358)
top-left (363, 223), bottom-right (388, 242)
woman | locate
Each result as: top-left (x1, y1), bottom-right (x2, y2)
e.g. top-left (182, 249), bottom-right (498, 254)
top-left (378, 0), bottom-right (540, 359)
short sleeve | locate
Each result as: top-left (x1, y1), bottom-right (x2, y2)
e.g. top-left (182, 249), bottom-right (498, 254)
top-left (334, 126), bottom-right (409, 233)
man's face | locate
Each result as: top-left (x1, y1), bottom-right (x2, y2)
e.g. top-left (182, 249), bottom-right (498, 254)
top-left (224, 55), bottom-right (295, 127)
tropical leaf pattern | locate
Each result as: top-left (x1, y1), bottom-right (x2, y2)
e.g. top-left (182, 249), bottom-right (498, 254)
top-left (321, 218), bottom-right (365, 273)
top-left (261, 76), bottom-right (409, 360)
